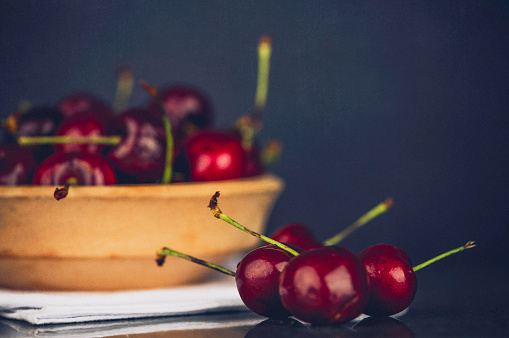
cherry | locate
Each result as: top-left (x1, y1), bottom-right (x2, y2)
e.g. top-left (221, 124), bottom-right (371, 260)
top-left (10, 106), bottom-right (63, 163)
top-left (0, 144), bottom-right (36, 185)
top-left (236, 244), bottom-right (305, 319)
top-left (278, 246), bottom-right (370, 326)
top-left (359, 241), bottom-right (476, 317)
top-left (184, 130), bottom-right (247, 181)
top-left (270, 223), bottom-right (324, 251)
top-left (359, 244), bottom-right (417, 317)
top-left (243, 143), bottom-right (265, 177)
top-left (57, 93), bottom-right (112, 124)
top-left (33, 151), bottom-right (117, 186)
top-left (53, 111), bottom-right (108, 154)
top-left (156, 244), bottom-right (304, 319)
top-left (147, 84), bottom-right (212, 139)
top-left (106, 108), bottom-right (167, 183)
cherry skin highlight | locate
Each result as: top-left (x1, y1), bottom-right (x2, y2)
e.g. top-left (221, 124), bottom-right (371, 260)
top-left (33, 151), bottom-right (117, 186)
top-left (236, 244), bottom-right (304, 319)
top-left (359, 244), bottom-right (417, 317)
top-left (107, 108), bottom-right (167, 183)
top-left (278, 246), bottom-right (370, 326)
top-left (148, 84), bottom-right (212, 138)
top-left (269, 223), bottom-right (323, 251)
top-left (54, 111), bottom-right (108, 154)
top-left (184, 130), bottom-right (247, 181)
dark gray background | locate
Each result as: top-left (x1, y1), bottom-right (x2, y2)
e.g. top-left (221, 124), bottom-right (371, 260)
top-left (1, 1), bottom-right (508, 268)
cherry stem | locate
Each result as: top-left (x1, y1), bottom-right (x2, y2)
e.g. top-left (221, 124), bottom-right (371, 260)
top-left (156, 247), bottom-right (235, 277)
top-left (17, 135), bottom-right (122, 146)
top-left (112, 65), bottom-right (134, 114)
top-left (261, 139), bottom-right (283, 167)
top-left (140, 80), bottom-right (174, 184)
top-left (54, 177), bottom-right (78, 201)
top-left (208, 191), bottom-right (300, 256)
top-left (413, 241), bottom-right (476, 272)
top-left (254, 35), bottom-right (272, 116)
top-left (323, 197), bottom-right (394, 246)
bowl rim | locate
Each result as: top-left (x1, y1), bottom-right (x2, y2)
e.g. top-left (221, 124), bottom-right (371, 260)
top-left (0, 173), bottom-right (284, 198)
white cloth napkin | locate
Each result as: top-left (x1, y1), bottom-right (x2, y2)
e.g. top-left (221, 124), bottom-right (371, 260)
top-left (0, 279), bottom-right (249, 325)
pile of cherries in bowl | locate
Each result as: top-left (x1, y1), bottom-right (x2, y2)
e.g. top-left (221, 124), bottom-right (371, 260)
top-left (0, 84), bottom-right (266, 187)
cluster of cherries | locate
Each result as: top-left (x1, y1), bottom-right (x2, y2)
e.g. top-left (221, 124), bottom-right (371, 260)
top-left (0, 37), bottom-right (275, 192)
top-left (157, 192), bottom-right (475, 327)
top-left (0, 84), bottom-right (264, 188)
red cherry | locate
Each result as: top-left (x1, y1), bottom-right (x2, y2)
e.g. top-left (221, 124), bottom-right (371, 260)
top-left (0, 144), bottom-right (36, 185)
top-left (33, 151), bottom-right (117, 185)
top-left (358, 244), bottom-right (417, 317)
top-left (236, 244), bottom-right (305, 319)
top-left (185, 130), bottom-right (247, 181)
top-left (244, 144), bottom-right (265, 177)
top-left (106, 108), bottom-right (167, 183)
top-left (12, 106), bottom-right (63, 163)
top-left (278, 246), bottom-right (370, 326)
top-left (57, 93), bottom-right (112, 123)
top-left (269, 223), bottom-right (324, 251)
top-left (54, 111), bottom-right (108, 154)
top-left (148, 85), bottom-right (212, 137)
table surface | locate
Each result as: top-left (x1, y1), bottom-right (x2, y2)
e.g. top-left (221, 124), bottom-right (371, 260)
top-left (1, 259), bottom-right (507, 338)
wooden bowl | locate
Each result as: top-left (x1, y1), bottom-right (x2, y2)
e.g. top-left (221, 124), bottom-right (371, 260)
top-left (0, 174), bottom-right (284, 291)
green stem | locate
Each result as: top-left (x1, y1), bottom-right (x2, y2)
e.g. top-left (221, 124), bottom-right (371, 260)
top-left (323, 198), bottom-right (393, 246)
top-left (156, 247), bottom-right (235, 276)
top-left (112, 65), bottom-right (134, 114)
top-left (140, 81), bottom-right (174, 184)
top-left (413, 241), bottom-right (476, 272)
top-left (18, 135), bottom-right (122, 146)
top-left (254, 35), bottom-right (272, 115)
top-left (208, 191), bottom-right (300, 256)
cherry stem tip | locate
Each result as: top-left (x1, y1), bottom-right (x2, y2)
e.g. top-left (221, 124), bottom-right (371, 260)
top-left (413, 241), bottom-right (476, 272)
top-left (208, 191), bottom-right (300, 256)
top-left (156, 247), bottom-right (235, 276)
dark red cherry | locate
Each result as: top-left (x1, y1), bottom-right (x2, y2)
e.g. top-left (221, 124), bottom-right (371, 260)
top-left (184, 130), bottom-right (247, 181)
top-left (148, 85), bottom-right (212, 138)
top-left (244, 144), bottom-right (265, 177)
top-left (33, 151), bottom-right (117, 185)
top-left (54, 111), bottom-right (108, 154)
top-left (57, 93), bottom-right (113, 123)
top-left (236, 244), bottom-right (304, 319)
top-left (279, 246), bottom-right (370, 326)
top-left (358, 244), bottom-right (417, 317)
top-left (106, 108), bottom-right (167, 183)
top-left (13, 106), bottom-right (63, 163)
top-left (269, 223), bottom-right (324, 251)
top-left (0, 144), bottom-right (36, 185)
